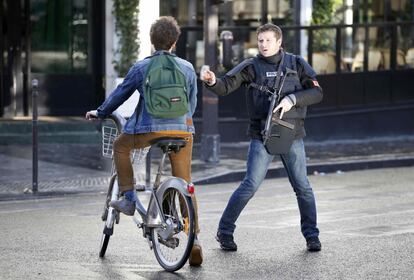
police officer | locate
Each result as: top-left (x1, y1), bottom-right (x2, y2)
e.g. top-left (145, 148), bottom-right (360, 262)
top-left (201, 23), bottom-right (323, 252)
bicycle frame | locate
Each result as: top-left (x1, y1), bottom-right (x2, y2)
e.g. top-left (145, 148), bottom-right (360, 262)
top-left (134, 150), bottom-right (192, 234)
top-left (103, 112), bottom-right (192, 236)
top-left (145, 177), bottom-right (190, 226)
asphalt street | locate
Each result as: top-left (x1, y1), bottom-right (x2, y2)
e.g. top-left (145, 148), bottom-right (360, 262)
top-left (0, 166), bottom-right (413, 280)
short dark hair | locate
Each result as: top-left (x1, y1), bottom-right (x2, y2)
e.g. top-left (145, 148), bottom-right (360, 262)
top-left (256, 23), bottom-right (283, 41)
top-left (150, 16), bottom-right (181, 51)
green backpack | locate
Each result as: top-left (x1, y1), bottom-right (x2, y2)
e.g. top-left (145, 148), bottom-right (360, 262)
top-left (143, 53), bottom-right (189, 118)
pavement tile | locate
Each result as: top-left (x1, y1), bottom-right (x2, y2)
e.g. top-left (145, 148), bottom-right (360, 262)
top-left (1, 135), bottom-right (414, 199)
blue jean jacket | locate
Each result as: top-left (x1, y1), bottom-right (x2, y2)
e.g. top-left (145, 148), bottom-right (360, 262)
top-left (97, 51), bottom-right (198, 134)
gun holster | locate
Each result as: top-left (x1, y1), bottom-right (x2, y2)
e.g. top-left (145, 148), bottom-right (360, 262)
top-left (263, 112), bottom-right (295, 155)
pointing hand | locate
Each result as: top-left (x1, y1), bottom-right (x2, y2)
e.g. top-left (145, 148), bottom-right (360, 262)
top-left (200, 67), bottom-right (216, 86)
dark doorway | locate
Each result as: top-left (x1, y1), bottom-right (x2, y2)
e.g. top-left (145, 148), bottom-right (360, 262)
top-left (0, 0), bottom-right (30, 117)
top-left (0, 0), bottom-right (105, 117)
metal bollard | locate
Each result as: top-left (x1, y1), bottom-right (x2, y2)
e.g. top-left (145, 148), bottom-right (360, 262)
top-left (32, 79), bottom-right (39, 193)
top-left (220, 30), bottom-right (234, 69)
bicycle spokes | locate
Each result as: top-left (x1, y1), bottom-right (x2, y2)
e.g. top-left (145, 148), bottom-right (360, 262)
top-left (151, 188), bottom-right (195, 271)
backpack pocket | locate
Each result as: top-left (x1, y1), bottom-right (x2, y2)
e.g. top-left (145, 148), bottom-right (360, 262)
top-left (146, 84), bottom-right (189, 118)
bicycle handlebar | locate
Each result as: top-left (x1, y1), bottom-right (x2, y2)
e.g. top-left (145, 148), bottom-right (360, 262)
top-left (105, 111), bottom-right (127, 131)
top-left (87, 109), bottom-right (127, 131)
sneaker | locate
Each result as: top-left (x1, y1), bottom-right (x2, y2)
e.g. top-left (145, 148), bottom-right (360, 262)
top-left (109, 198), bottom-right (135, 216)
top-left (189, 237), bottom-right (203, 266)
top-left (306, 236), bottom-right (322, 252)
top-left (216, 232), bottom-right (237, 251)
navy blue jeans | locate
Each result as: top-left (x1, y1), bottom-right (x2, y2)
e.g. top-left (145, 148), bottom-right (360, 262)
top-left (218, 138), bottom-right (319, 239)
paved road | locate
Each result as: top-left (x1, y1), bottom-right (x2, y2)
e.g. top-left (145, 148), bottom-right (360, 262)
top-left (1, 167), bottom-right (414, 279)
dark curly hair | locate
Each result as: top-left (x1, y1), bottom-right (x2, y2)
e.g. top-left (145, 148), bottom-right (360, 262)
top-left (150, 16), bottom-right (181, 51)
top-left (256, 23), bottom-right (283, 41)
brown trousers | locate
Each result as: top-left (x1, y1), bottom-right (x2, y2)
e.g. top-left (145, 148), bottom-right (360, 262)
top-left (113, 131), bottom-right (199, 233)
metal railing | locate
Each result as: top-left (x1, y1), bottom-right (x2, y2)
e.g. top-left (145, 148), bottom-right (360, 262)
top-left (178, 21), bottom-right (414, 73)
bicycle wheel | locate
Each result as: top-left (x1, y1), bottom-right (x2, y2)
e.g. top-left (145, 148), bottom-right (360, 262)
top-left (99, 175), bottom-right (118, 258)
top-left (151, 188), bottom-right (195, 272)
top-left (99, 231), bottom-right (110, 258)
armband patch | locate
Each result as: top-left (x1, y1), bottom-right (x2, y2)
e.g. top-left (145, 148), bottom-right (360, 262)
top-left (312, 80), bottom-right (320, 87)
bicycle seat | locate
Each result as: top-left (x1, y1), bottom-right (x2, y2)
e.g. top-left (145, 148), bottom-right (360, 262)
top-left (152, 137), bottom-right (187, 153)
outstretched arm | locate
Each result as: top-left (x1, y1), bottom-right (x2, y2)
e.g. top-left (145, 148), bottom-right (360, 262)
top-left (200, 63), bottom-right (253, 96)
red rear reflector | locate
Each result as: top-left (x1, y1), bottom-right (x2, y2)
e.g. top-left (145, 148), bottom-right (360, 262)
top-left (187, 183), bottom-right (195, 194)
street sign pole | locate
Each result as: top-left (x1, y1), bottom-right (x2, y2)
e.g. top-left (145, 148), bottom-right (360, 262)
top-left (32, 79), bottom-right (38, 193)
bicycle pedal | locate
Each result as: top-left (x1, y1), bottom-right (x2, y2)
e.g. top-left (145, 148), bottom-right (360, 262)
top-left (133, 216), bottom-right (143, 228)
top-left (135, 184), bottom-right (146, 192)
top-left (101, 208), bottom-right (108, 221)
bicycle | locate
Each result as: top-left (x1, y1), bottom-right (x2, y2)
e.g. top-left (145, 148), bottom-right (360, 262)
top-left (96, 111), bottom-right (196, 272)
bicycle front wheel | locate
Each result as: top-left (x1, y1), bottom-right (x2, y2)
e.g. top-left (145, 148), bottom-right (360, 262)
top-left (99, 175), bottom-right (118, 258)
top-left (99, 231), bottom-right (110, 258)
top-left (151, 188), bottom-right (195, 272)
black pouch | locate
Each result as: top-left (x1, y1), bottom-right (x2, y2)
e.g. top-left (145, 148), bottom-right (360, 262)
top-left (263, 113), bottom-right (295, 155)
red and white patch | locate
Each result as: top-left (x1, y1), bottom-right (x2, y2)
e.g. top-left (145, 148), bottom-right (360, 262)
top-left (312, 80), bottom-right (320, 87)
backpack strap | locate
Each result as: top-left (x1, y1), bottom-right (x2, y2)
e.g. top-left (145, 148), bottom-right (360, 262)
top-left (282, 52), bottom-right (298, 73)
top-left (292, 54), bottom-right (297, 72)
top-left (248, 57), bottom-right (272, 94)
top-left (248, 53), bottom-right (285, 94)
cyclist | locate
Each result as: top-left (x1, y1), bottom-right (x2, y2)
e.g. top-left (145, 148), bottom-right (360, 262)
top-left (86, 16), bottom-right (202, 266)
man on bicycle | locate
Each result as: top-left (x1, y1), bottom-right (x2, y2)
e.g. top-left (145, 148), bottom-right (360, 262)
top-left (86, 16), bottom-right (202, 266)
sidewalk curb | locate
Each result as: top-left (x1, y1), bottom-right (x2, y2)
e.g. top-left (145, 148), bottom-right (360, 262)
top-left (2, 155), bottom-right (413, 201)
top-left (0, 190), bottom-right (97, 202)
top-left (193, 156), bottom-right (414, 185)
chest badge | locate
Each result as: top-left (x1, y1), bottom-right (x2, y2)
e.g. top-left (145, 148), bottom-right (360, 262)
top-left (266, 72), bottom-right (283, 77)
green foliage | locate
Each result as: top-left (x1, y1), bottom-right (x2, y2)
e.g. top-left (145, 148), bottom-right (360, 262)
top-left (311, 0), bottom-right (334, 25)
top-left (311, 0), bottom-right (334, 52)
top-left (112, 0), bottom-right (140, 77)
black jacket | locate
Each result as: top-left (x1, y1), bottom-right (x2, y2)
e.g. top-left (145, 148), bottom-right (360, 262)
top-left (207, 51), bottom-right (323, 140)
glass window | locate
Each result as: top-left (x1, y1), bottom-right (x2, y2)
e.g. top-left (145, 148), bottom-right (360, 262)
top-left (303, 27), bottom-right (338, 75)
top-left (341, 26), bottom-right (358, 72)
top-left (231, 0), bottom-right (262, 25)
top-left (348, 27), bottom-right (385, 72)
top-left (230, 0), bottom-right (294, 26)
top-left (399, 24), bottom-right (414, 69)
top-left (31, 0), bottom-right (90, 74)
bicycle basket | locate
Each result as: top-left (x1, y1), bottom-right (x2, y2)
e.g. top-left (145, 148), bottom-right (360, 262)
top-left (102, 125), bottom-right (119, 158)
top-left (102, 125), bottom-right (150, 165)
top-left (131, 147), bottom-right (150, 166)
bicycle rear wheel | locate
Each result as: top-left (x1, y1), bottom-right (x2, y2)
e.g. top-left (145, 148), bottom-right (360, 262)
top-left (151, 188), bottom-right (195, 272)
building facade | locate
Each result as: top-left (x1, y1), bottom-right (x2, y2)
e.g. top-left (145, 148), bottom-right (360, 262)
top-left (164, 0), bottom-right (414, 140)
top-left (1, 0), bottom-right (413, 140)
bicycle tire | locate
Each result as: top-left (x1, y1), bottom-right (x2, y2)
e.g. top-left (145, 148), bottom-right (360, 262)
top-left (151, 187), bottom-right (195, 272)
top-left (99, 175), bottom-right (118, 258)
top-left (99, 230), bottom-right (111, 258)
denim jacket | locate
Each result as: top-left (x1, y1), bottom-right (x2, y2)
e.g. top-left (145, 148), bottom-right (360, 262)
top-left (97, 51), bottom-right (198, 134)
